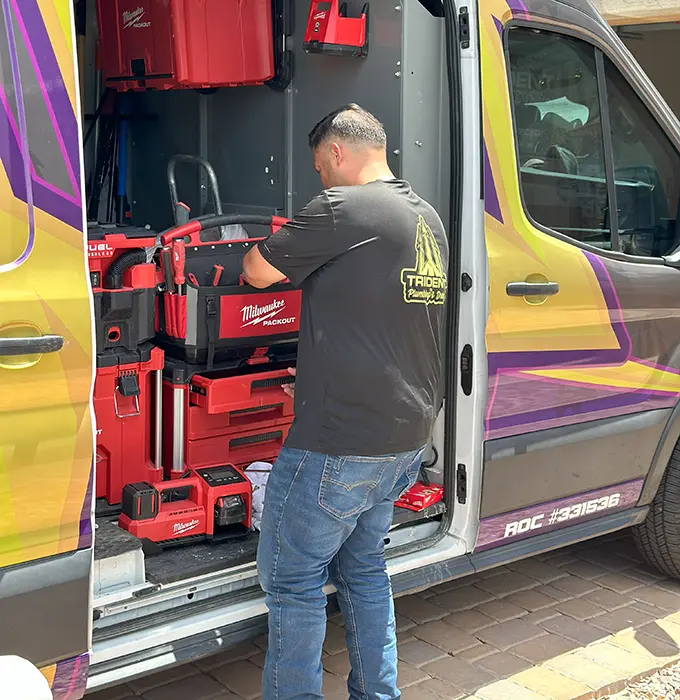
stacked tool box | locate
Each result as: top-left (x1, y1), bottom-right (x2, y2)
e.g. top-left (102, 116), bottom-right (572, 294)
top-left (88, 224), bottom-right (164, 510)
top-left (155, 215), bottom-right (300, 483)
top-left (161, 352), bottom-right (297, 479)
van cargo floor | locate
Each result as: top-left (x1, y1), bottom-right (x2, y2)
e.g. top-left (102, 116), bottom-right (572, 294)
top-left (94, 501), bottom-right (445, 588)
top-left (145, 533), bottom-right (260, 584)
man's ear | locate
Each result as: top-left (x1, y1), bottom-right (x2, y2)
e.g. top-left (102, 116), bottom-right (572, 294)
top-left (330, 142), bottom-right (343, 166)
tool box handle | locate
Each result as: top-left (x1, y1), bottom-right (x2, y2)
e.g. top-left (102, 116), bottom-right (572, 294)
top-left (154, 476), bottom-right (201, 498)
top-left (160, 214), bottom-right (288, 246)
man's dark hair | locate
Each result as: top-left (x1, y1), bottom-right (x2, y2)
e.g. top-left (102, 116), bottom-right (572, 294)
top-left (308, 104), bottom-right (387, 151)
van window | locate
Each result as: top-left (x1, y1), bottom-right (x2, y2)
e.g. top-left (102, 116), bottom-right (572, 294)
top-left (604, 56), bottom-right (680, 257)
top-left (507, 26), bottom-right (680, 259)
top-left (508, 28), bottom-right (611, 249)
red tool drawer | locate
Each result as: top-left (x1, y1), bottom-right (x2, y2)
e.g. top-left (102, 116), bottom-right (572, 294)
top-left (186, 422), bottom-right (292, 469)
top-left (188, 368), bottom-right (294, 439)
top-left (190, 368), bottom-right (294, 415)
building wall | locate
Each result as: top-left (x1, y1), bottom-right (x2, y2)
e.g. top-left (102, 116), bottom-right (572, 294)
top-left (621, 29), bottom-right (680, 117)
top-left (592, 0), bottom-right (680, 25)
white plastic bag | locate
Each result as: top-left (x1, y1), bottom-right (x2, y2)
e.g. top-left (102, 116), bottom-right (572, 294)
top-left (245, 461), bottom-right (272, 532)
top-left (0, 656), bottom-right (52, 699)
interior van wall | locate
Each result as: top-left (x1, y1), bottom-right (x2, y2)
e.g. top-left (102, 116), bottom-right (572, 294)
top-left (206, 87), bottom-right (287, 217)
top-left (128, 90), bottom-right (202, 231)
top-left (290, 0), bottom-right (404, 211)
top-left (96, 0), bottom-right (447, 230)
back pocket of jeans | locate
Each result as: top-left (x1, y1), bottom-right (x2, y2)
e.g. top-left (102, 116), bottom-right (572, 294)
top-left (318, 455), bottom-right (396, 520)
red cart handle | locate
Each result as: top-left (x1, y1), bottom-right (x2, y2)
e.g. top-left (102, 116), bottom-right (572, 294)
top-left (160, 214), bottom-right (289, 246)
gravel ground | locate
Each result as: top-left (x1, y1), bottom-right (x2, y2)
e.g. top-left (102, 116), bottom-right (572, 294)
top-left (607, 662), bottom-right (680, 699)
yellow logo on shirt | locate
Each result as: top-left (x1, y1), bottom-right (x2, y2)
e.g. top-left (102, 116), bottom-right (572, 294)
top-left (401, 216), bottom-right (447, 305)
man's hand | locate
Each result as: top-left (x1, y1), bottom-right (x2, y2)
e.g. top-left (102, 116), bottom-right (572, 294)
top-left (242, 245), bottom-right (286, 288)
top-left (282, 367), bottom-right (296, 398)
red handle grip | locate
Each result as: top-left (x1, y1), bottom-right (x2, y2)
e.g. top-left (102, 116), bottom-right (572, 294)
top-left (171, 239), bottom-right (186, 286)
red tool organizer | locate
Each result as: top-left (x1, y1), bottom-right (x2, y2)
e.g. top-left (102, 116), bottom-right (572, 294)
top-left (156, 215), bottom-right (301, 367)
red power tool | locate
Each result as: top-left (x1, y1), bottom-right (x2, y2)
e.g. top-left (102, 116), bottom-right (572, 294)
top-left (119, 464), bottom-right (252, 547)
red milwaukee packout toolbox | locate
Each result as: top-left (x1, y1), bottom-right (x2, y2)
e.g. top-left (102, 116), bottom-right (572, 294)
top-left (88, 224), bottom-right (158, 353)
top-left (161, 353), bottom-right (296, 477)
top-left (95, 344), bottom-right (164, 507)
top-left (156, 215), bottom-right (301, 367)
top-left (96, 0), bottom-right (275, 92)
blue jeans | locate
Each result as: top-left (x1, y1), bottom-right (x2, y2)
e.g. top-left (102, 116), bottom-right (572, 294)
top-left (257, 446), bottom-right (425, 700)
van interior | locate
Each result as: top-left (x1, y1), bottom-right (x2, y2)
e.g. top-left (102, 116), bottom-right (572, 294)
top-left (80, 0), bottom-right (455, 623)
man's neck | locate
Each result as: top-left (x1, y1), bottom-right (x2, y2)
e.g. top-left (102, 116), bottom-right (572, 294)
top-left (355, 161), bottom-right (395, 186)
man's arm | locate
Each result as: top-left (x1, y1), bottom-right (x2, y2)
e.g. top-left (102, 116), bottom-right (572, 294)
top-left (242, 246), bottom-right (286, 288)
top-left (240, 193), bottom-right (342, 289)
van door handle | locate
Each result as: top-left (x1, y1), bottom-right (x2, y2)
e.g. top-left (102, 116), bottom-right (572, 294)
top-left (506, 282), bottom-right (559, 297)
top-left (0, 335), bottom-right (64, 356)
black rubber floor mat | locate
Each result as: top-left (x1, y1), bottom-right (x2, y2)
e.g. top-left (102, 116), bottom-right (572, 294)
top-left (94, 518), bottom-right (143, 560)
top-left (144, 532), bottom-right (260, 585)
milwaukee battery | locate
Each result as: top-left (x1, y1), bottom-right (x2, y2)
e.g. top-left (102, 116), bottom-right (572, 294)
top-left (95, 344), bottom-right (164, 507)
top-left (96, 0), bottom-right (275, 91)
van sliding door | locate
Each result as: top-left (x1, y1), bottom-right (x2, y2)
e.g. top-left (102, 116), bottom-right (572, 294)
top-left (0, 0), bottom-right (94, 695)
top-left (477, 0), bottom-right (680, 554)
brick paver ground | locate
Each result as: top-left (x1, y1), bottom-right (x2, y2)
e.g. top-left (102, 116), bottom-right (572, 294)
top-left (87, 531), bottom-right (680, 700)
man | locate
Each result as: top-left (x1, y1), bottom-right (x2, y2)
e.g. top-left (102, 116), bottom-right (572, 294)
top-left (242, 104), bottom-right (448, 700)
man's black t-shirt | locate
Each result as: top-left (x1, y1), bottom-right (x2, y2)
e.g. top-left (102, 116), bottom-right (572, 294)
top-left (258, 179), bottom-right (448, 456)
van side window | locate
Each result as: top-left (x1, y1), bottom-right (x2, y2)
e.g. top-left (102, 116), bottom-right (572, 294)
top-left (508, 28), bottom-right (611, 249)
top-left (604, 57), bottom-right (680, 257)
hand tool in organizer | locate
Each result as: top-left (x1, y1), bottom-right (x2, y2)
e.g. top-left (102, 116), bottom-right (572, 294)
top-left (155, 213), bottom-right (301, 368)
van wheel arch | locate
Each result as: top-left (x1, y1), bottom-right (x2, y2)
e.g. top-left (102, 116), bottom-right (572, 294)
top-left (633, 439), bottom-right (680, 579)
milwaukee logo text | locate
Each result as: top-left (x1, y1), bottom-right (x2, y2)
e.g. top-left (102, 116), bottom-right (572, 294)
top-left (241, 299), bottom-right (295, 328)
top-left (122, 7), bottom-right (150, 29)
top-left (173, 519), bottom-right (200, 536)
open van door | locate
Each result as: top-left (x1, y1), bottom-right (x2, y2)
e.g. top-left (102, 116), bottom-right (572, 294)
top-left (0, 0), bottom-right (94, 696)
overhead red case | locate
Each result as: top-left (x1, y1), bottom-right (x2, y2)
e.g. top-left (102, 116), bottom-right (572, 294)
top-left (97, 0), bottom-right (275, 91)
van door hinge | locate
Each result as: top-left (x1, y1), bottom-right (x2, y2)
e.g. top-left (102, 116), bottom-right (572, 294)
top-left (456, 464), bottom-right (467, 504)
top-left (458, 7), bottom-right (470, 49)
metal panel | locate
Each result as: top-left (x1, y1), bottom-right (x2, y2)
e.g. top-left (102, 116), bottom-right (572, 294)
top-left (128, 90), bottom-right (202, 231)
top-left (401, 0), bottom-right (450, 218)
top-left (206, 86), bottom-right (287, 215)
top-left (290, 0), bottom-right (404, 210)
top-left (481, 410), bottom-right (670, 518)
top-left (0, 549), bottom-right (91, 666)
